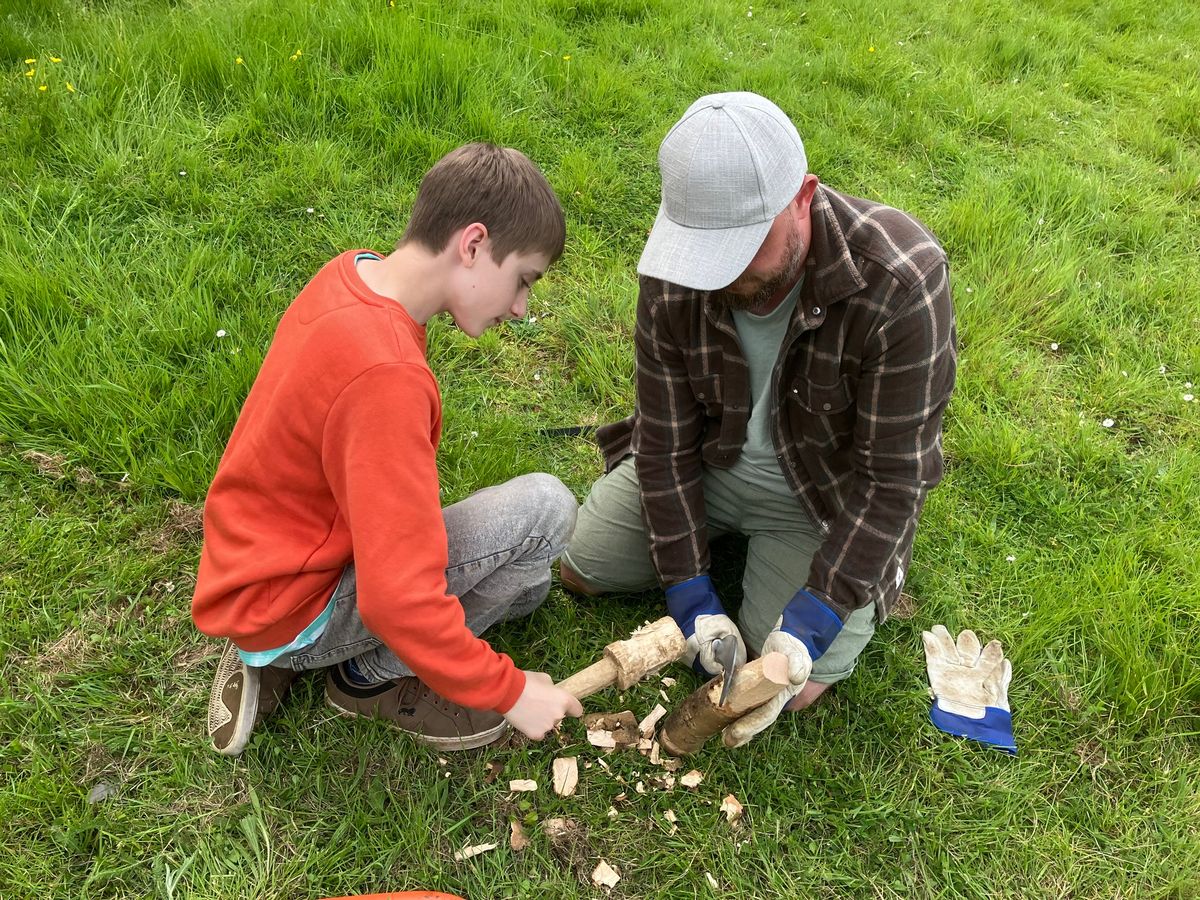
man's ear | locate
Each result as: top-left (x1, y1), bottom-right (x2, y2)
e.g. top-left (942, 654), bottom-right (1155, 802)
top-left (457, 222), bottom-right (489, 267)
top-left (796, 174), bottom-right (820, 210)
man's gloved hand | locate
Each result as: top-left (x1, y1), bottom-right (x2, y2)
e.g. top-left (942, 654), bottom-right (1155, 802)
top-left (922, 624), bottom-right (1016, 755)
top-left (664, 575), bottom-right (747, 677)
top-left (721, 587), bottom-right (842, 748)
top-left (722, 624), bottom-right (812, 747)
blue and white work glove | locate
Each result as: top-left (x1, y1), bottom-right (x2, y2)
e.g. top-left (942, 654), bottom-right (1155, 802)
top-left (664, 575), bottom-right (747, 678)
top-left (922, 624), bottom-right (1016, 755)
top-left (722, 587), bottom-right (841, 748)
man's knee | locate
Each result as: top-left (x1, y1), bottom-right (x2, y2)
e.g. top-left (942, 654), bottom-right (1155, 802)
top-left (559, 559), bottom-right (604, 597)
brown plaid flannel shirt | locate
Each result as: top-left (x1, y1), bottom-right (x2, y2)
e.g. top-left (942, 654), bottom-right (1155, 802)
top-left (596, 184), bottom-right (956, 623)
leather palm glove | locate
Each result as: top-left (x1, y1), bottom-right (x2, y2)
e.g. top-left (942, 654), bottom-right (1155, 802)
top-left (722, 587), bottom-right (842, 748)
top-left (923, 624), bottom-right (1016, 754)
top-left (664, 575), bottom-right (747, 677)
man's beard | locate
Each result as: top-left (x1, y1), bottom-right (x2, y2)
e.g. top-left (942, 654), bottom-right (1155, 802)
top-left (711, 229), bottom-right (805, 313)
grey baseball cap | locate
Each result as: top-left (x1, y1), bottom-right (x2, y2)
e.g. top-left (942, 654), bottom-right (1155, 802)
top-left (637, 92), bottom-right (807, 291)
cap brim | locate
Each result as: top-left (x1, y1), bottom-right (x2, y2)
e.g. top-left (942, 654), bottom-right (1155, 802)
top-left (636, 205), bottom-right (774, 292)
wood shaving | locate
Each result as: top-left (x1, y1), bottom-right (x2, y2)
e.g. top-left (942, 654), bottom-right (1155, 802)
top-left (613, 791), bottom-right (627, 802)
top-left (649, 741), bottom-right (662, 765)
top-left (637, 737), bottom-right (653, 752)
top-left (509, 820), bottom-right (530, 852)
top-left (453, 842), bottom-right (497, 861)
top-left (651, 774), bottom-right (676, 790)
top-left (661, 757), bottom-right (683, 772)
top-left (583, 711), bottom-right (639, 747)
top-left (587, 729), bottom-right (617, 749)
top-left (706, 872), bottom-right (719, 889)
top-left (720, 793), bottom-right (744, 824)
top-left (635, 781), bottom-right (646, 794)
top-left (592, 860), bottom-right (621, 889)
top-left (607, 806), bottom-right (619, 819)
top-left (509, 779), bottom-right (537, 792)
top-left (638, 703), bottom-right (668, 737)
top-left (483, 760), bottom-right (503, 784)
top-left (552, 757), bottom-right (579, 797)
top-left (660, 689), bottom-right (671, 703)
top-left (661, 676), bottom-right (677, 687)
top-left (664, 809), bottom-right (679, 835)
top-left (680, 769), bottom-right (704, 789)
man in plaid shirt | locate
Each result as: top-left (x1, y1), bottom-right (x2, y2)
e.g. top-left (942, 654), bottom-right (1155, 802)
top-left (561, 92), bottom-right (956, 746)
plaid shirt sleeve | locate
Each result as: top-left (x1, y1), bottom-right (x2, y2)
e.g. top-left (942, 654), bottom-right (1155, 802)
top-left (630, 278), bottom-right (711, 586)
top-left (807, 260), bottom-right (956, 620)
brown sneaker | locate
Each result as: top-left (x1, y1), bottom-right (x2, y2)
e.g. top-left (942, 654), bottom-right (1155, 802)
top-left (207, 640), bottom-right (299, 756)
top-left (325, 661), bottom-right (510, 751)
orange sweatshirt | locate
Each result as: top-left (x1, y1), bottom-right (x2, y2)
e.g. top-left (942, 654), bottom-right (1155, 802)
top-left (192, 250), bottom-right (525, 713)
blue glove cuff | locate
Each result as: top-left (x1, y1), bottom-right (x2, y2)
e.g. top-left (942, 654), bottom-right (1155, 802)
top-left (665, 575), bottom-right (723, 639)
top-left (929, 704), bottom-right (1017, 755)
top-left (780, 589), bottom-right (843, 660)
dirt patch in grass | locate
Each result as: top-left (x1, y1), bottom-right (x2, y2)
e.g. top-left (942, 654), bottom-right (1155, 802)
top-left (891, 592), bottom-right (918, 620)
top-left (21, 450), bottom-right (68, 478)
top-left (146, 500), bottom-right (204, 552)
top-left (543, 816), bottom-right (596, 883)
top-left (1075, 739), bottom-right (1108, 770)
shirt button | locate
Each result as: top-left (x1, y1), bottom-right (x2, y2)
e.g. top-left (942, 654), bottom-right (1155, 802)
top-left (812, 306), bottom-right (822, 316)
top-left (792, 388), bottom-right (799, 394)
top-left (697, 392), bottom-right (705, 399)
top-left (823, 402), bottom-right (832, 411)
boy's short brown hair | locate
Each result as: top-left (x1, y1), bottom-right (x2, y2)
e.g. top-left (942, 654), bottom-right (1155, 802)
top-left (400, 143), bottom-right (566, 264)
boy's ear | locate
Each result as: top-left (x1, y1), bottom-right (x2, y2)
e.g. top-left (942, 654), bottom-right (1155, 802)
top-left (457, 222), bottom-right (489, 267)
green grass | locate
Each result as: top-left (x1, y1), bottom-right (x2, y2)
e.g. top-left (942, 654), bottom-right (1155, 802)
top-left (2, 0), bottom-right (1199, 896)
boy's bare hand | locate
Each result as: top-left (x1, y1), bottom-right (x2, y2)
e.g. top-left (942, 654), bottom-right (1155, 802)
top-left (504, 671), bottom-right (584, 740)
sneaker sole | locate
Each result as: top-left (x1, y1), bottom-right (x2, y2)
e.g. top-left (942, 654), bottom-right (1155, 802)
top-left (325, 690), bottom-right (510, 752)
top-left (207, 642), bottom-right (259, 756)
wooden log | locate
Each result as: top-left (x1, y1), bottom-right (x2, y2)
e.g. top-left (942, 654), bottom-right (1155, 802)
top-left (557, 616), bottom-right (686, 700)
top-left (658, 652), bottom-right (790, 756)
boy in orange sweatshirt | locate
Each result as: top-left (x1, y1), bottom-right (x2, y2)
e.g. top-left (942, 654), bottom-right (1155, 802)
top-left (193, 143), bottom-right (583, 756)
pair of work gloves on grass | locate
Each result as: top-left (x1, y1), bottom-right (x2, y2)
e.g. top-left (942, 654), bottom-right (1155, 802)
top-left (665, 574), bottom-right (841, 747)
top-left (666, 575), bottom-right (1017, 753)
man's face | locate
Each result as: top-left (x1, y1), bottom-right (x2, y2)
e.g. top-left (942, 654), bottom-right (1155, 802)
top-left (712, 209), bottom-right (807, 312)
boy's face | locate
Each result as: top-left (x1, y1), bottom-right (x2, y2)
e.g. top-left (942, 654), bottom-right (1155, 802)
top-left (452, 241), bottom-right (551, 338)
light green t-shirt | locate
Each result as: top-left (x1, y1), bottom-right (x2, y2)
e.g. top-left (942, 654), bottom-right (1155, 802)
top-left (728, 276), bottom-right (804, 495)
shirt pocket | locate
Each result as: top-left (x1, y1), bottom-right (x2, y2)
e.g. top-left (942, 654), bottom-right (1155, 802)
top-left (786, 375), bottom-right (855, 447)
top-left (792, 376), bottom-right (852, 414)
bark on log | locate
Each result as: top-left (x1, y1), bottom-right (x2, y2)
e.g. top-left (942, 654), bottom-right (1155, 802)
top-left (658, 652), bottom-right (790, 756)
top-left (558, 616), bottom-right (686, 700)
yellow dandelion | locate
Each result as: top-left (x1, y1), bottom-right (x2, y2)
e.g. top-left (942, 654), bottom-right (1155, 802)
top-left (289, 48), bottom-right (302, 61)
top-left (25, 58), bottom-right (35, 64)
top-left (38, 84), bottom-right (47, 91)
top-left (66, 82), bottom-right (76, 93)
top-left (25, 68), bottom-right (35, 78)
top-left (868, 46), bottom-right (876, 52)
top-left (389, 0), bottom-right (395, 6)
top-left (50, 56), bottom-right (61, 63)
top-left (235, 56), bottom-right (244, 65)
top-left (562, 54), bottom-right (571, 61)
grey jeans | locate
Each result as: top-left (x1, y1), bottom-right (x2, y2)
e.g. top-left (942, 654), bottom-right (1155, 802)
top-left (562, 457), bottom-right (876, 684)
top-left (279, 473), bottom-right (578, 682)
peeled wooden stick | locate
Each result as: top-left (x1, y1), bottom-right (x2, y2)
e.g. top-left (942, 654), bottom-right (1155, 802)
top-left (658, 652), bottom-right (790, 756)
top-left (557, 617), bottom-right (686, 700)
